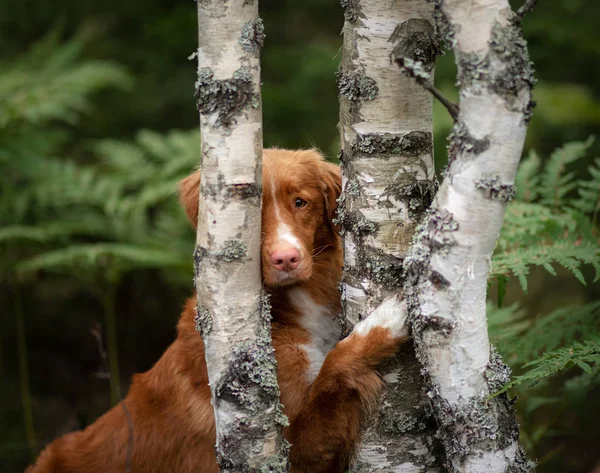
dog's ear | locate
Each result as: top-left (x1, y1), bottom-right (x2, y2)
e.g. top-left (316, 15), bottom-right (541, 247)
top-left (321, 161), bottom-right (342, 233)
top-left (179, 170), bottom-right (201, 228)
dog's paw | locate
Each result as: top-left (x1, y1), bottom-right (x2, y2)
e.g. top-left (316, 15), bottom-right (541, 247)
top-left (353, 296), bottom-right (409, 339)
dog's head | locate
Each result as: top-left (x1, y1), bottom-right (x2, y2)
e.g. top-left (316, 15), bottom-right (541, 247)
top-left (179, 148), bottom-right (341, 288)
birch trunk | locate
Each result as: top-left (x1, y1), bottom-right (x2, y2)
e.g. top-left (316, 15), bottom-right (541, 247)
top-left (404, 0), bottom-right (536, 471)
top-left (337, 1), bottom-right (442, 470)
top-left (194, 1), bottom-right (288, 471)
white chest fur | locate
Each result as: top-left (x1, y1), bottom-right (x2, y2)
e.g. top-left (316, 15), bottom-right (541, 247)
top-left (288, 288), bottom-right (342, 383)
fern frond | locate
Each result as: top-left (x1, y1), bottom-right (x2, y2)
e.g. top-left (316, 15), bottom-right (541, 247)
top-left (491, 240), bottom-right (600, 290)
top-left (539, 137), bottom-right (594, 210)
top-left (0, 220), bottom-right (111, 243)
top-left (493, 336), bottom-right (600, 396)
top-left (487, 303), bottom-right (530, 360)
top-left (514, 150), bottom-right (541, 202)
top-left (0, 32), bottom-right (131, 129)
top-left (90, 129), bottom-right (198, 187)
top-left (490, 302), bottom-right (600, 362)
top-left (517, 302), bottom-right (600, 360)
top-left (572, 157), bottom-right (600, 217)
top-left (17, 243), bottom-right (188, 276)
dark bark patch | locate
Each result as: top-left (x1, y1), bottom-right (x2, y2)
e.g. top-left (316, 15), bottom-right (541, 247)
top-left (216, 328), bottom-right (280, 412)
top-left (194, 305), bottom-right (213, 336)
top-left (363, 251), bottom-right (405, 289)
top-left (380, 407), bottom-right (435, 436)
top-left (226, 182), bottom-right (261, 200)
top-left (193, 245), bottom-right (208, 269)
top-left (337, 71), bottom-right (379, 102)
top-left (509, 446), bottom-right (537, 473)
top-left (202, 178), bottom-right (261, 204)
top-left (429, 269), bottom-right (450, 289)
top-left (383, 178), bottom-right (438, 220)
top-left (428, 0), bottom-right (455, 49)
top-left (447, 121), bottom-right (490, 167)
top-left (489, 20), bottom-right (536, 121)
top-left (239, 18), bottom-right (265, 52)
top-left (354, 131), bottom-right (433, 157)
top-left (431, 390), bottom-right (511, 463)
top-left (475, 175), bottom-right (516, 203)
top-left (403, 207), bottom-right (459, 334)
top-left (345, 179), bottom-right (361, 197)
top-left (454, 20), bottom-right (535, 122)
top-left (193, 245), bottom-right (208, 290)
top-left (195, 67), bottom-right (259, 127)
top-left (217, 427), bottom-right (290, 473)
top-left (216, 239), bottom-right (247, 262)
top-left (340, 0), bottom-right (365, 23)
top-left (334, 194), bottom-right (378, 237)
top-left (485, 345), bottom-right (512, 393)
top-left (456, 52), bottom-right (490, 89)
top-left (414, 314), bottom-right (455, 335)
top-left (390, 19), bottom-right (440, 72)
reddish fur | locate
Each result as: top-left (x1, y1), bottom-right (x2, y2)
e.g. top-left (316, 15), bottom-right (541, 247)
top-left (28, 149), bottom-right (407, 473)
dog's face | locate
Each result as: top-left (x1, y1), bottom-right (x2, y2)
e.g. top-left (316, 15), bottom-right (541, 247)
top-left (179, 149), bottom-right (341, 288)
top-left (261, 149), bottom-right (341, 287)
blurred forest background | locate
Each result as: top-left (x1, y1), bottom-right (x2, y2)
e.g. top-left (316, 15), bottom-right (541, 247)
top-left (1, 0), bottom-right (599, 472)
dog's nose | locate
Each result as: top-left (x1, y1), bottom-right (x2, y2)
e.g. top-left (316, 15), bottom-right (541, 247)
top-left (270, 248), bottom-right (300, 272)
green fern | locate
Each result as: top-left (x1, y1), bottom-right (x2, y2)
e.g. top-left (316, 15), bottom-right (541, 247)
top-left (17, 243), bottom-right (188, 276)
top-left (493, 336), bottom-right (600, 396)
top-left (492, 139), bottom-right (600, 291)
top-left (572, 157), bottom-right (600, 217)
top-left (0, 30), bottom-right (131, 129)
top-left (539, 137), bottom-right (594, 211)
top-left (0, 32), bottom-right (197, 286)
top-left (489, 301), bottom-right (600, 363)
top-left (514, 150), bottom-right (541, 202)
top-left (488, 139), bottom-right (600, 434)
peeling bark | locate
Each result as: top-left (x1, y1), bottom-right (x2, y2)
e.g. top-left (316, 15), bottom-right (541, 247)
top-left (194, 1), bottom-right (288, 472)
top-left (337, 0), bottom-right (442, 471)
top-left (404, 0), bottom-right (536, 472)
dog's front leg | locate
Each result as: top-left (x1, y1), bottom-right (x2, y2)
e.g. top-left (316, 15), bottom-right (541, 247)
top-left (287, 297), bottom-right (409, 473)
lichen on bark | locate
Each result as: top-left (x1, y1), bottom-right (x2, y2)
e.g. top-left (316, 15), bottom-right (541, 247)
top-left (195, 305), bottom-right (213, 336)
top-left (195, 67), bottom-right (259, 127)
top-left (475, 176), bottom-right (517, 202)
top-left (390, 19), bottom-right (440, 72)
top-left (239, 18), bottom-right (265, 52)
top-left (353, 131), bottom-right (433, 158)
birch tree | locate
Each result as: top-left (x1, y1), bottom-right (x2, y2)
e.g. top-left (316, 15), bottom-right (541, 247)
top-left (400, 0), bottom-right (536, 471)
top-left (194, 1), bottom-right (288, 471)
top-left (340, 0), bottom-right (536, 471)
top-left (337, 0), bottom-right (441, 470)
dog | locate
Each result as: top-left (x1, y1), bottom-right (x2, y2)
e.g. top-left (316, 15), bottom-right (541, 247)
top-left (27, 149), bottom-right (408, 473)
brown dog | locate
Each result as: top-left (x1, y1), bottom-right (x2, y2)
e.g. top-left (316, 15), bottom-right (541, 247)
top-left (27, 149), bottom-right (408, 473)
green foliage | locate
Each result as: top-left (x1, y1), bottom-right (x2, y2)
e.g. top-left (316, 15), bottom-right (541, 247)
top-left (497, 337), bottom-right (600, 396)
top-left (0, 29), bottom-right (132, 129)
top-left (490, 297), bottom-right (600, 404)
top-left (487, 139), bottom-right (600, 462)
top-left (1, 128), bottom-right (198, 282)
top-left (491, 139), bottom-right (600, 291)
top-left (490, 301), bottom-right (600, 372)
top-left (0, 1), bottom-right (598, 470)
top-left (0, 34), bottom-right (198, 283)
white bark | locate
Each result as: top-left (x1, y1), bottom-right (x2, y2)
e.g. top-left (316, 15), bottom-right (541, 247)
top-left (338, 1), bottom-right (441, 470)
top-left (194, 1), bottom-right (288, 471)
top-left (404, 0), bottom-right (535, 472)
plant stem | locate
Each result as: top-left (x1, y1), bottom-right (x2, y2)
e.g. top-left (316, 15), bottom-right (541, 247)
top-left (14, 285), bottom-right (38, 457)
top-left (103, 284), bottom-right (120, 406)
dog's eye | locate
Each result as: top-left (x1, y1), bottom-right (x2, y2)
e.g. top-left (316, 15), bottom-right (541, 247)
top-left (294, 198), bottom-right (308, 208)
